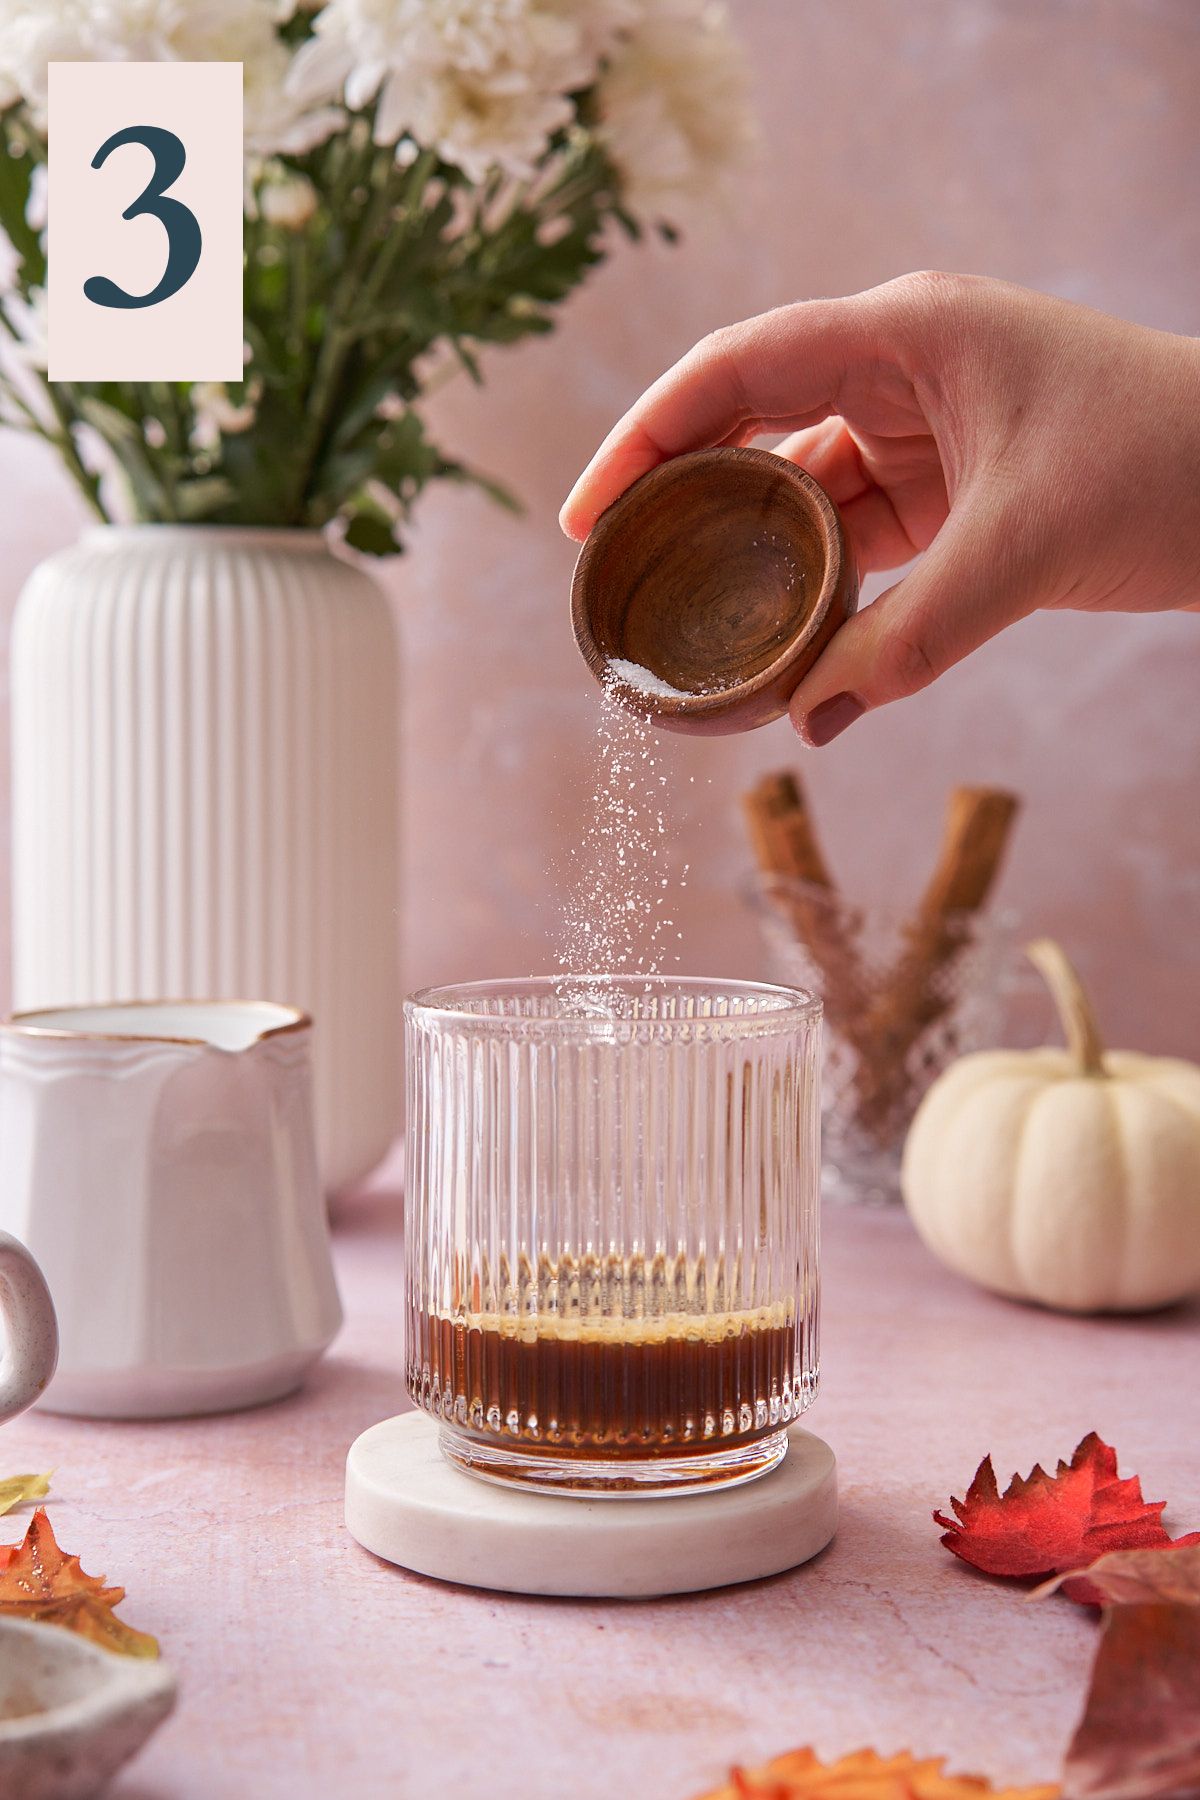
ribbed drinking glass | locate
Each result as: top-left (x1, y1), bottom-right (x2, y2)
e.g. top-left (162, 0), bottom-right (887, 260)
top-left (405, 976), bottom-right (821, 1496)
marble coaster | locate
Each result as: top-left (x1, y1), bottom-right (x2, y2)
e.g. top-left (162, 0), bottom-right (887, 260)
top-left (344, 1414), bottom-right (837, 1598)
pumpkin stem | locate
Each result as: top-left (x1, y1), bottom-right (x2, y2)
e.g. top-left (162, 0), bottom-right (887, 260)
top-left (1025, 938), bottom-right (1107, 1076)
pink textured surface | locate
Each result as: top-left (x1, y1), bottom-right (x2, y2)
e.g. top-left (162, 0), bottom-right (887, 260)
top-left (2, 2), bottom-right (1200, 1058)
top-left (3, 1187), bottom-right (1197, 1800)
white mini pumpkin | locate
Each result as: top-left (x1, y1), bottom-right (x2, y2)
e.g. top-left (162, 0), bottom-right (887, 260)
top-left (901, 938), bottom-right (1200, 1313)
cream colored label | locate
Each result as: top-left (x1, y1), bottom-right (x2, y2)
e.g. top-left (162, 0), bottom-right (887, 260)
top-left (48, 61), bottom-right (243, 381)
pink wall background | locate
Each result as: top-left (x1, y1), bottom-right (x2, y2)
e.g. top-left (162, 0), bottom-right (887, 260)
top-left (2, 0), bottom-right (1198, 1053)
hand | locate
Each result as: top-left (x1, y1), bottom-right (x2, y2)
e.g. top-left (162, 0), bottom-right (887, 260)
top-left (560, 273), bottom-right (1200, 743)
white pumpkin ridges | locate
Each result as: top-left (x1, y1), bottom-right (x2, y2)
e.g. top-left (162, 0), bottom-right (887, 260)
top-left (1124, 1060), bottom-right (1200, 1130)
top-left (1107, 1081), bottom-right (1200, 1308)
top-left (1009, 1079), bottom-right (1130, 1312)
top-left (902, 1056), bottom-right (1048, 1292)
top-left (899, 1052), bottom-right (1004, 1246)
top-left (936, 1075), bottom-right (1049, 1297)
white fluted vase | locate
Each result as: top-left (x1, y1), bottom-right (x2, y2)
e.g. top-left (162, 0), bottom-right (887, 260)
top-left (10, 526), bottom-right (401, 1193)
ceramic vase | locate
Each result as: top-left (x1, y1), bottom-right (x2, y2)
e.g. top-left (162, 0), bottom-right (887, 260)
top-left (9, 526), bottom-right (401, 1192)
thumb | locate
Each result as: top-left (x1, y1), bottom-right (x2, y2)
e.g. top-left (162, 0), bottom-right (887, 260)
top-left (788, 500), bottom-right (1041, 745)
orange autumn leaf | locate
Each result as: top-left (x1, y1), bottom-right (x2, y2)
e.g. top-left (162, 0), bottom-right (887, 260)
top-left (691, 1748), bottom-right (1059, 1800)
top-left (0, 1507), bottom-right (158, 1658)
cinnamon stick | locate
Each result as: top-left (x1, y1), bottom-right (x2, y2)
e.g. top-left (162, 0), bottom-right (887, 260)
top-left (854, 786), bottom-right (1020, 1140)
top-left (741, 772), bottom-right (835, 890)
top-left (742, 771), bottom-right (868, 1040)
top-left (911, 786), bottom-right (1020, 920)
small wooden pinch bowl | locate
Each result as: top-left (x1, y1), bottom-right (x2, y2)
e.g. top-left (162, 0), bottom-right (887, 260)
top-left (571, 446), bottom-right (859, 736)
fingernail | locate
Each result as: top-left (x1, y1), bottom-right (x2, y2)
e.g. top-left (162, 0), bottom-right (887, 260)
top-left (800, 692), bottom-right (865, 747)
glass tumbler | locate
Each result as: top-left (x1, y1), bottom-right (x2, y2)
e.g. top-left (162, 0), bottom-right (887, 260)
top-left (404, 976), bottom-right (821, 1497)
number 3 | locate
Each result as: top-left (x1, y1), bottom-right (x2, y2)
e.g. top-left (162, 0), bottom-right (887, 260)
top-left (84, 125), bottom-right (203, 311)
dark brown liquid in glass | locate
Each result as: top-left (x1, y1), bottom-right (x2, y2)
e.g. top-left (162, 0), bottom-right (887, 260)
top-left (409, 1309), bottom-right (797, 1458)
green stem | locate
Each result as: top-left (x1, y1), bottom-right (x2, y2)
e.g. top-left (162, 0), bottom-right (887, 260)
top-left (352, 149), bottom-right (436, 324)
top-left (44, 387), bottom-right (106, 518)
top-left (287, 226), bottom-right (309, 361)
top-left (170, 383), bottom-right (190, 460)
top-left (0, 307), bottom-right (104, 517)
top-left (149, 383), bottom-right (180, 518)
top-left (291, 145), bottom-right (400, 517)
top-left (0, 373), bottom-right (43, 431)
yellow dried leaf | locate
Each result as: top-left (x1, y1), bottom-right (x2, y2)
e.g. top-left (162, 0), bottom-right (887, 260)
top-left (0, 1472), bottom-right (50, 1517)
top-left (691, 1748), bottom-right (1059, 1800)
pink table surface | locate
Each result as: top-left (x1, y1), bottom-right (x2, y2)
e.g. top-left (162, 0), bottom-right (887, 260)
top-left (3, 1188), bottom-right (1197, 1800)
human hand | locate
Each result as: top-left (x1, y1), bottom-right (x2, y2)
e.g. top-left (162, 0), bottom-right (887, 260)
top-left (560, 273), bottom-right (1200, 743)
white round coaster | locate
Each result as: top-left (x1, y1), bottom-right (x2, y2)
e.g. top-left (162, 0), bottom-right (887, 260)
top-left (345, 1414), bottom-right (837, 1598)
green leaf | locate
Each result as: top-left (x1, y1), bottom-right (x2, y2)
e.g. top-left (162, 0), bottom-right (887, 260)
top-left (74, 398), bottom-right (142, 447)
top-left (317, 441), bottom-right (380, 506)
top-left (613, 203), bottom-right (643, 242)
top-left (0, 136), bottom-right (46, 284)
top-left (343, 511), bottom-right (399, 556)
top-left (327, 365), bottom-right (406, 452)
top-left (175, 476), bottom-right (238, 520)
top-left (214, 386), bottom-right (312, 522)
top-left (450, 338), bottom-right (483, 384)
top-left (451, 466), bottom-right (522, 514)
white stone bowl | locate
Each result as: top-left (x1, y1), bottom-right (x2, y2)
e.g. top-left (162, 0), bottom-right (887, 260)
top-left (0, 1617), bottom-right (176, 1798)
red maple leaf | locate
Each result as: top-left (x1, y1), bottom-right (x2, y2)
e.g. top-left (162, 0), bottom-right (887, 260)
top-left (935, 1432), bottom-right (1200, 1606)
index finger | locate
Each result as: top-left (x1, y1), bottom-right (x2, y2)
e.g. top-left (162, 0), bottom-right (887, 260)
top-left (559, 295), bottom-right (869, 540)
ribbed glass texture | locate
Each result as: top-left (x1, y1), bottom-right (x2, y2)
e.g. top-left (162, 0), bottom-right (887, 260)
top-left (405, 976), bottom-right (821, 1496)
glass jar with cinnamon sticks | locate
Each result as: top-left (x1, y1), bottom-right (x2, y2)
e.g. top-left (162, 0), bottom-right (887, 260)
top-left (745, 773), bottom-right (1018, 1203)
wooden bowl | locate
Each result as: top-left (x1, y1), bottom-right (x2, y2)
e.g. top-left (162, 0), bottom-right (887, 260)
top-left (571, 446), bottom-right (859, 736)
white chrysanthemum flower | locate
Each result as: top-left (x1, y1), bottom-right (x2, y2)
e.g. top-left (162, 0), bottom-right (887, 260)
top-left (242, 37), bottom-right (343, 159)
top-left (597, 0), bottom-right (756, 222)
top-left (190, 379), bottom-right (260, 451)
top-left (0, 0), bottom-right (90, 118)
top-left (289, 0), bottom-right (636, 181)
top-left (260, 171), bottom-right (319, 229)
top-left (0, 0), bottom-right (339, 156)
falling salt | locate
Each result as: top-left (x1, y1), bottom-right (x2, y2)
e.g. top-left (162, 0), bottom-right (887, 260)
top-left (554, 669), bottom-right (689, 1018)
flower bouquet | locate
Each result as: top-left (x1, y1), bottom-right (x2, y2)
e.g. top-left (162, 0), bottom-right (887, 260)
top-left (0, 0), bottom-right (754, 550)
